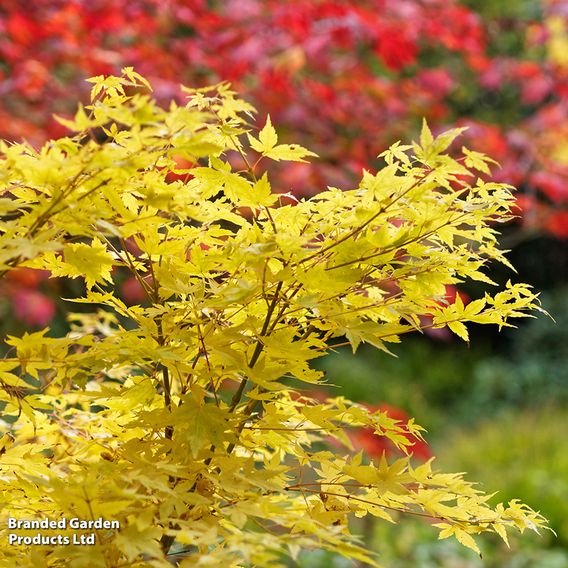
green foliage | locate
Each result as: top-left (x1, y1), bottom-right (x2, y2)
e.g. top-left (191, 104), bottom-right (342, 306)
top-left (297, 521), bottom-right (568, 568)
top-left (0, 70), bottom-right (548, 566)
top-left (460, 0), bottom-right (541, 22)
top-left (466, 287), bottom-right (568, 413)
top-left (438, 405), bottom-right (568, 546)
top-left (315, 340), bottom-right (483, 431)
top-left (320, 286), bottom-right (568, 428)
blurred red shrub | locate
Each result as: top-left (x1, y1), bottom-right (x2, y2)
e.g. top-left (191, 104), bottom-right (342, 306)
top-left (11, 288), bottom-right (56, 327)
top-left (4, 269), bottom-right (56, 327)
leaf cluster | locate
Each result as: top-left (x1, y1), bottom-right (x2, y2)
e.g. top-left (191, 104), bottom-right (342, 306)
top-left (0, 70), bottom-right (548, 566)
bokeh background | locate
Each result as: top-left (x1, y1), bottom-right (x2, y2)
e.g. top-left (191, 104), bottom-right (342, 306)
top-left (1, 1), bottom-right (567, 565)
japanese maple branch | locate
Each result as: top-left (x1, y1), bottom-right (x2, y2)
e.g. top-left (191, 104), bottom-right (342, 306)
top-left (299, 170), bottom-right (430, 265)
top-left (284, 486), bottom-right (499, 527)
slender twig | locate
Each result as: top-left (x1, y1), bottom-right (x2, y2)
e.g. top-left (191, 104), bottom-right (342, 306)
top-left (196, 322), bottom-right (219, 406)
top-left (299, 171), bottom-right (429, 265)
top-left (284, 486), bottom-right (498, 526)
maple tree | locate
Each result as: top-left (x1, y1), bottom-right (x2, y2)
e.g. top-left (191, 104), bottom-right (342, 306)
top-left (0, 71), bottom-right (548, 566)
top-left (2, 0), bottom-right (568, 329)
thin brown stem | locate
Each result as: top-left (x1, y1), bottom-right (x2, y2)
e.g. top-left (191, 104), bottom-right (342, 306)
top-left (228, 280), bottom-right (284, 413)
top-left (284, 486), bottom-right (493, 526)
